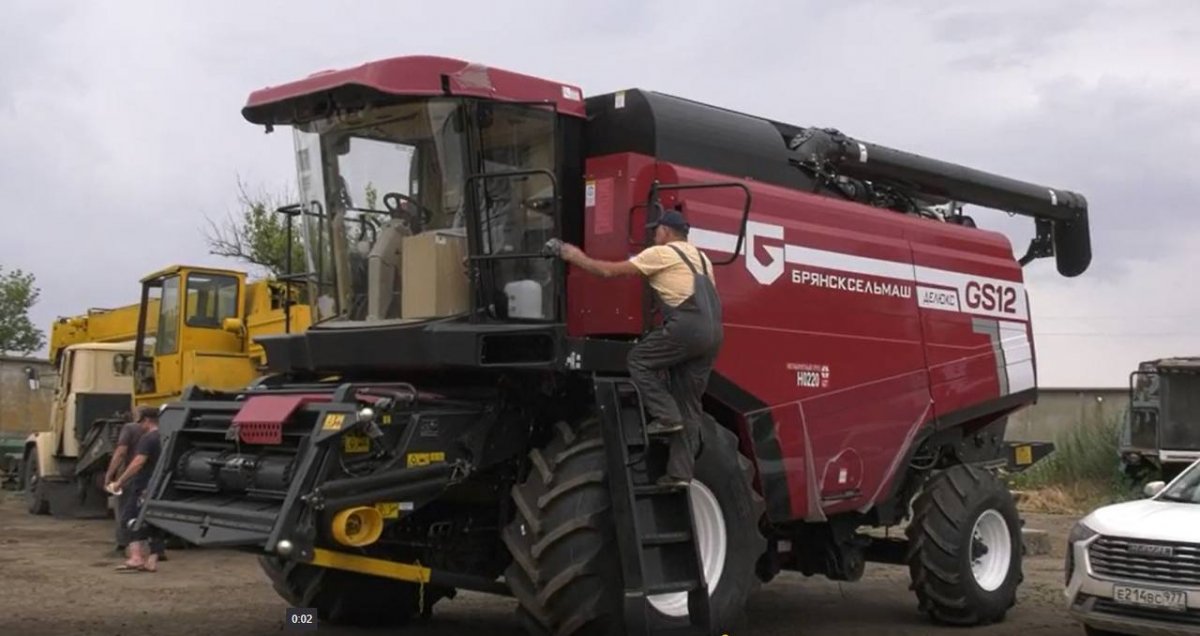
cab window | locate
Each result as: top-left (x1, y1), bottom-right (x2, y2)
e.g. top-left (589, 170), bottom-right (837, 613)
top-left (155, 276), bottom-right (180, 355)
top-left (473, 103), bottom-right (557, 320)
top-left (185, 274), bottom-right (239, 328)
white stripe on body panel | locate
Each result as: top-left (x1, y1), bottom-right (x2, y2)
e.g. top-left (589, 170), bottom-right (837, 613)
top-left (785, 244), bottom-right (916, 282)
top-left (999, 320), bottom-right (1035, 394)
top-left (688, 226), bottom-right (1029, 321)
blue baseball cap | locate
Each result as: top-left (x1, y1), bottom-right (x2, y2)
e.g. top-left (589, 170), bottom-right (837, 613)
top-left (646, 209), bottom-right (690, 233)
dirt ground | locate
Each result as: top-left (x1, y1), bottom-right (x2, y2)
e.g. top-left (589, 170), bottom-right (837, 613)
top-left (0, 490), bottom-right (1086, 636)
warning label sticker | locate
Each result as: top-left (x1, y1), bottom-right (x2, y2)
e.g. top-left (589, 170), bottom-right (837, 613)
top-left (787, 362), bottom-right (830, 388)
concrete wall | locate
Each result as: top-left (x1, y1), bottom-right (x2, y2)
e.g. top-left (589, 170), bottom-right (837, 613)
top-left (1005, 388), bottom-right (1129, 443)
top-left (0, 356), bottom-right (55, 435)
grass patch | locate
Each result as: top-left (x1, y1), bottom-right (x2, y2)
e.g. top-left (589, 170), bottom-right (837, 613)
top-left (1009, 412), bottom-right (1143, 514)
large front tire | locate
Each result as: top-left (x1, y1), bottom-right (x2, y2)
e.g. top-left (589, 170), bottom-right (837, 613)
top-left (906, 464), bottom-right (1023, 625)
top-left (258, 556), bottom-right (452, 627)
top-left (23, 451), bottom-right (49, 515)
top-left (502, 416), bottom-right (765, 635)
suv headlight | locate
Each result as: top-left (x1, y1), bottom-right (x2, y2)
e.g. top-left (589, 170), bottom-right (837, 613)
top-left (1065, 521), bottom-right (1099, 584)
top-left (1068, 521), bottom-right (1098, 544)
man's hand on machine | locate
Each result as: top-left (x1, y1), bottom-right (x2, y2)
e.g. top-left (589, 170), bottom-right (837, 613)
top-left (542, 238), bottom-right (582, 263)
top-left (559, 244), bottom-right (583, 262)
top-left (544, 240), bottom-right (637, 278)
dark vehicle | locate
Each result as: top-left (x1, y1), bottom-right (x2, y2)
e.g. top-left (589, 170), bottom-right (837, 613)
top-left (1122, 357), bottom-right (1200, 482)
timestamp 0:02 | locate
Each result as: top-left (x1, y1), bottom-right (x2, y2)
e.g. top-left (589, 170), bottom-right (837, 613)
top-left (285, 607), bottom-right (318, 631)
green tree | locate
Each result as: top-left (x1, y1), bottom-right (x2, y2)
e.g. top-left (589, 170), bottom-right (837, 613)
top-left (203, 177), bottom-right (306, 278)
top-left (364, 182), bottom-right (378, 211)
top-left (0, 266), bottom-right (47, 356)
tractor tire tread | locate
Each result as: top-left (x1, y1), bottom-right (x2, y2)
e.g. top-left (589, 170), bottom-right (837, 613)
top-left (503, 415), bottom-right (766, 636)
top-left (906, 464), bottom-right (1022, 627)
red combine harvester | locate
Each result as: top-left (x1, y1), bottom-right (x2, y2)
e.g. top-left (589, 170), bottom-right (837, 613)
top-left (137, 56), bottom-right (1090, 635)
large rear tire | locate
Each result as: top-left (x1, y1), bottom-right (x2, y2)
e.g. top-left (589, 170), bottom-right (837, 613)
top-left (23, 451), bottom-right (49, 515)
top-left (258, 556), bottom-right (452, 627)
top-left (906, 464), bottom-right (1023, 625)
top-left (502, 416), bottom-right (765, 635)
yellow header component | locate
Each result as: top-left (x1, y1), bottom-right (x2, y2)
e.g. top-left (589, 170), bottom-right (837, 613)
top-left (330, 507), bottom-right (384, 547)
top-left (310, 548), bottom-right (431, 584)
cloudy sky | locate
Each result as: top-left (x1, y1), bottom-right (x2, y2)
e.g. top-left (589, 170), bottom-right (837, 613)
top-left (2, 0), bottom-right (1197, 387)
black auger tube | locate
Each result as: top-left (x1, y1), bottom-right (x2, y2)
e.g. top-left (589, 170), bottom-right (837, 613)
top-left (321, 479), bottom-right (451, 512)
top-left (792, 128), bottom-right (1092, 277)
top-left (315, 463), bottom-right (455, 499)
top-left (846, 143), bottom-right (1084, 219)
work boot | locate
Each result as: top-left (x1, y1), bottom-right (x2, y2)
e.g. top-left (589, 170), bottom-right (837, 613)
top-left (656, 475), bottom-right (691, 489)
top-left (645, 419), bottom-right (684, 436)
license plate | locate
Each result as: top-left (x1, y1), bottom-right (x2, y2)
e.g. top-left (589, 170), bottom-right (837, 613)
top-left (1113, 585), bottom-right (1188, 612)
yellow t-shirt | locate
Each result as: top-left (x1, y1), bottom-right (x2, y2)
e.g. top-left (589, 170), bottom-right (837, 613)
top-left (627, 241), bottom-right (715, 307)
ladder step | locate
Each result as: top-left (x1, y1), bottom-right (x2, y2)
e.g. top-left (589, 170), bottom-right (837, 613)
top-left (594, 375), bottom-right (712, 635)
top-left (655, 626), bottom-right (714, 636)
top-left (633, 484), bottom-right (690, 497)
top-left (645, 581), bottom-right (705, 595)
top-left (645, 428), bottom-right (683, 439)
top-left (641, 531), bottom-right (692, 546)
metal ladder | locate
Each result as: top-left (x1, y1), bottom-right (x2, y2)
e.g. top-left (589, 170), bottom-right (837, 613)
top-left (593, 375), bottom-right (714, 636)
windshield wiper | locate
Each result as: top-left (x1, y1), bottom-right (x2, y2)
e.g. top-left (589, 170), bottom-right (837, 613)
top-left (1157, 492), bottom-right (1197, 504)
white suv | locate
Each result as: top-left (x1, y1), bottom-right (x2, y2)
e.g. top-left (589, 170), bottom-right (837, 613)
top-left (1066, 459), bottom-right (1200, 635)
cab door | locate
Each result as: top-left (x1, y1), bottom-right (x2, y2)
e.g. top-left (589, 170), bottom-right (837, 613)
top-left (147, 274), bottom-right (184, 402)
top-left (176, 270), bottom-right (249, 394)
top-left (51, 350), bottom-right (74, 454)
top-left (180, 270), bottom-right (243, 354)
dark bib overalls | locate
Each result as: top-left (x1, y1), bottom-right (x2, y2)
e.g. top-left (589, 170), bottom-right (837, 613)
top-left (626, 243), bottom-right (724, 481)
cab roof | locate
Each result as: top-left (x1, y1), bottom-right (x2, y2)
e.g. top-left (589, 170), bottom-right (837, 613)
top-left (241, 55), bottom-right (587, 126)
top-left (140, 265), bottom-right (247, 284)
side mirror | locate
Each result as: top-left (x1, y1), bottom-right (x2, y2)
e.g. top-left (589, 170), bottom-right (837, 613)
top-left (24, 367), bottom-right (39, 391)
top-left (222, 317), bottom-right (245, 335)
top-left (1144, 481), bottom-right (1167, 498)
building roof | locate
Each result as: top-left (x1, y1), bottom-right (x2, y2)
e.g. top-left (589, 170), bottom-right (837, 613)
top-left (0, 355), bottom-right (51, 365)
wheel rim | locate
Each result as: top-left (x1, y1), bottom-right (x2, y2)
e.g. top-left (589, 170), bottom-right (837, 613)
top-left (647, 479), bottom-right (727, 617)
top-left (970, 509), bottom-right (1012, 592)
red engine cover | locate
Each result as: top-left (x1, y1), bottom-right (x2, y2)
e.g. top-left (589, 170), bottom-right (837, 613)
top-left (571, 153), bottom-right (1034, 522)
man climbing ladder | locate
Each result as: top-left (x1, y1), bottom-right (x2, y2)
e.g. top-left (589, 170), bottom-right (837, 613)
top-left (553, 206), bottom-right (724, 487)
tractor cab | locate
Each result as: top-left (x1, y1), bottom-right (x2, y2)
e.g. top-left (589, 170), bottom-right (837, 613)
top-left (1122, 357), bottom-right (1200, 480)
top-left (246, 58), bottom-right (586, 334)
top-left (133, 265), bottom-right (252, 403)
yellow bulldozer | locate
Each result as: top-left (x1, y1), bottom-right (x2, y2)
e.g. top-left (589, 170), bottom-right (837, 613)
top-left (22, 264), bottom-right (311, 517)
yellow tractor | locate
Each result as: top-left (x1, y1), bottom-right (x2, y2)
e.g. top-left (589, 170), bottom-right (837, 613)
top-left (22, 264), bottom-right (311, 517)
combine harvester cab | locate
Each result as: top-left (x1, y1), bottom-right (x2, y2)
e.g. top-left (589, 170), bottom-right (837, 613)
top-left (138, 56), bottom-right (1091, 633)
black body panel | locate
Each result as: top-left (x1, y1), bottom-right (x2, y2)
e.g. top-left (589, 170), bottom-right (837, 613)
top-left (258, 321), bottom-right (566, 374)
top-left (583, 90), bottom-right (812, 190)
top-left (73, 393), bottom-right (130, 445)
top-left (1161, 373), bottom-right (1200, 451)
top-left (582, 89), bottom-right (1089, 277)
